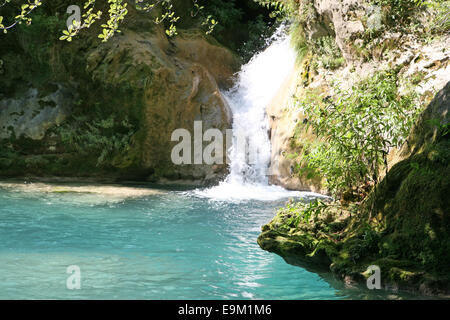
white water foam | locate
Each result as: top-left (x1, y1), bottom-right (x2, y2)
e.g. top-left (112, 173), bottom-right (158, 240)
top-left (195, 27), bottom-right (323, 201)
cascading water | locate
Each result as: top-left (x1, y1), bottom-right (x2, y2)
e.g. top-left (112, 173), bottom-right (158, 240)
top-left (196, 27), bottom-right (320, 201)
top-left (225, 27), bottom-right (294, 186)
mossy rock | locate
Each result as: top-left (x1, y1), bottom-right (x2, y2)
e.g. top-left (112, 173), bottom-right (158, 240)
top-left (258, 82), bottom-right (450, 296)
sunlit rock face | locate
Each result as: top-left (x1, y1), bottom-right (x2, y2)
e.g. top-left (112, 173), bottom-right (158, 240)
top-left (267, 0), bottom-right (450, 192)
top-left (266, 65), bottom-right (327, 194)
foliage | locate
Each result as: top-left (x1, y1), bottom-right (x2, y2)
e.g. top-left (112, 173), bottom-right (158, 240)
top-left (310, 36), bottom-right (345, 71)
top-left (16, 12), bottom-right (65, 65)
top-left (253, 0), bottom-right (290, 18)
top-left (258, 0), bottom-right (342, 68)
top-left (371, 0), bottom-right (449, 33)
top-left (0, 1), bottom-right (220, 41)
top-left (201, 0), bottom-right (242, 34)
top-left (197, 0), bottom-right (276, 59)
top-left (296, 71), bottom-right (421, 198)
top-left (56, 113), bottom-right (136, 167)
top-left (289, 19), bottom-right (307, 63)
top-left (1, 0), bottom-right (276, 60)
top-left (238, 14), bottom-right (276, 61)
top-left (0, 0), bottom-right (43, 33)
top-left (427, 118), bottom-right (450, 138)
top-left (372, 0), bottom-right (427, 24)
top-left (300, 199), bottom-right (330, 222)
top-left (425, 0), bottom-right (450, 33)
top-left (274, 199), bottom-right (324, 230)
top-left (137, 0), bottom-right (181, 37)
top-left (262, 0), bottom-right (311, 63)
top-left (346, 223), bottom-right (382, 261)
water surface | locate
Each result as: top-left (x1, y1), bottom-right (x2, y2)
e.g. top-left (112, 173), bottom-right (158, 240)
top-left (0, 184), bottom-right (341, 300)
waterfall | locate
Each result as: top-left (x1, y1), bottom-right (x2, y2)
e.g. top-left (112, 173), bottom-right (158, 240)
top-left (223, 26), bottom-right (295, 186)
top-left (195, 27), bottom-right (316, 201)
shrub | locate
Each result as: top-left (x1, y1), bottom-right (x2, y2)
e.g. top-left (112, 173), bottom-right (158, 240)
top-left (289, 19), bottom-right (308, 63)
top-left (310, 36), bottom-right (345, 70)
top-left (373, 0), bottom-right (427, 24)
top-left (57, 114), bottom-right (136, 167)
top-left (296, 71), bottom-right (421, 198)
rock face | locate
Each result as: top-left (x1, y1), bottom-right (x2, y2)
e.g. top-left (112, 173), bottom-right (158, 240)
top-left (259, 82), bottom-right (450, 296)
top-left (261, 0), bottom-right (450, 296)
top-left (268, 0), bottom-right (450, 192)
top-left (0, 7), bottom-right (240, 184)
top-left (0, 86), bottom-right (74, 140)
top-left (308, 0), bottom-right (365, 62)
top-left (267, 66), bottom-right (326, 193)
top-left (84, 27), bottom-right (237, 183)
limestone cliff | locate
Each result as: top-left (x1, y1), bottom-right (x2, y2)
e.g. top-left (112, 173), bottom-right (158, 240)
top-left (268, 0), bottom-right (449, 193)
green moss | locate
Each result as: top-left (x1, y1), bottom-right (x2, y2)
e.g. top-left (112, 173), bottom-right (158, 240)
top-left (369, 138), bottom-right (450, 269)
top-left (259, 134), bottom-right (450, 294)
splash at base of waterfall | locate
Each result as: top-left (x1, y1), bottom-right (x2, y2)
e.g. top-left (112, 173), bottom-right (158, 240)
top-left (193, 181), bottom-right (323, 202)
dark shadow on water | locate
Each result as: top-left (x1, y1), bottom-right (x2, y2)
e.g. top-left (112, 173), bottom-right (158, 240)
top-left (284, 260), bottom-right (445, 300)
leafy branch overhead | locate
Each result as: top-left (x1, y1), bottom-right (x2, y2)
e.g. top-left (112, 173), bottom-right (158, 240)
top-left (0, 0), bottom-right (43, 33)
top-left (0, 0), bottom-right (221, 41)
